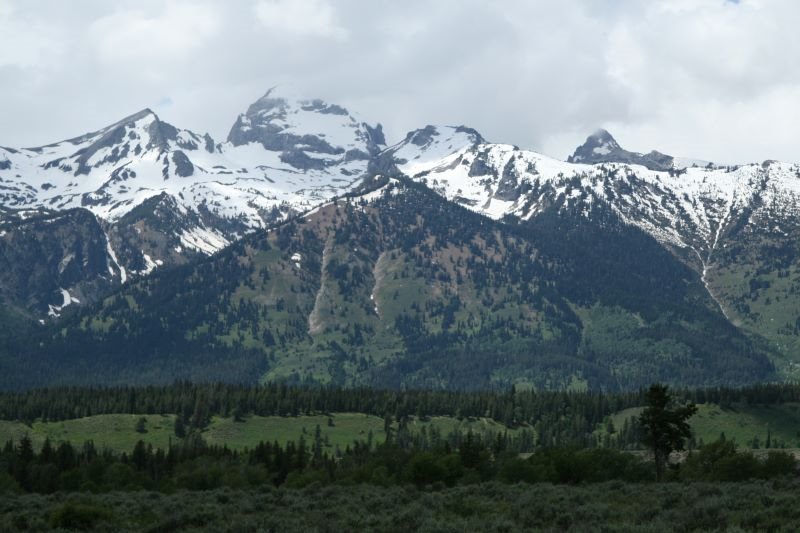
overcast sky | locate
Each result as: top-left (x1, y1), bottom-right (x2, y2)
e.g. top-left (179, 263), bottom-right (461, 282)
top-left (1, 0), bottom-right (798, 163)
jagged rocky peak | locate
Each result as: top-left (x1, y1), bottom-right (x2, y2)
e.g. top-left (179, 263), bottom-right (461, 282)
top-left (43, 109), bottom-right (162, 176)
top-left (226, 87), bottom-right (385, 170)
top-left (571, 128), bottom-right (621, 159)
top-left (405, 125), bottom-right (485, 149)
top-left (61, 108), bottom-right (160, 149)
top-left (99, 109), bottom-right (216, 154)
top-left (568, 128), bottom-right (674, 172)
top-left (27, 108), bottom-right (217, 177)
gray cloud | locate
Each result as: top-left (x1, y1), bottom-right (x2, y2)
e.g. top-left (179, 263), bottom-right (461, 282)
top-left (0, 0), bottom-right (797, 164)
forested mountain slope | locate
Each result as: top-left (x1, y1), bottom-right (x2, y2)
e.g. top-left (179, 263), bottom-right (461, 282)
top-left (0, 178), bottom-right (774, 391)
top-left (386, 126), bottom-right (800, 377)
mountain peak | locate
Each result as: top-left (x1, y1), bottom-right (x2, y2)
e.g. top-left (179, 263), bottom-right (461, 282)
top-left (571, 129), bottom-right (622, 160)
top-left (568, 129), bottom-right (673, 171)
top-left (226, 89), bottom-right (384, 168)
top-left (100, 108), bottom-right (162, 135)
top-left (124, 108), bottom-right (158, 122)
top-left (401, 125), bottom-right (485, 149)
top-left (243, 88), bottom-right (290, 120)
top-left (589, 128), bottom-right (614, 140)
top-left (36, 108), bottom-right (160, 151)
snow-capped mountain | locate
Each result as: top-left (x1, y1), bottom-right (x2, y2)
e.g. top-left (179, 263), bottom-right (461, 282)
top-left (0, 89), bottom-right (385, 314)
top-left (384, 124), bottom-right (800, 374)
top-left (5, 88), bottom-right (800, 380)
top-left (0, 88), bottom-right (384, 234)
top-left (387, 125), bottom-right (799, 257)
top-left (6, 91), bottom-right (800, 387)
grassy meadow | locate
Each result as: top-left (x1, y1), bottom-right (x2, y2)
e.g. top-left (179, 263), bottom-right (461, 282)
top-left (0, 412), bottom-right (522, 453)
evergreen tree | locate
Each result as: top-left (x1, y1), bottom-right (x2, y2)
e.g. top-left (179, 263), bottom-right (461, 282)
top-left (639, 384), bottom-right (697, 481)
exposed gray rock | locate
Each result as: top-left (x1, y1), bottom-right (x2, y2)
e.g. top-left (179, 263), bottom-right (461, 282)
top-left (203, 134), bottom-right (216, 153)
top-left (42, 158), bottom-right (66, 170)
top-left (280, 149), bottom-right (328, 171)
top-left (80, 191), bottom-right (111, 207)
top-left (368, 151), bottom-right (402, 177)
top-left (226, 90), bottom-right (384, 171)
top-left (495, 156), bottom-right (521, 201)
top-left (455, 126), bottom-right (486, 144)
top-left (642, 150), bottom-right (674, 170)
top-left (364, 123), bottom-right (386, 148)
top-left (63, 109), bottom-right (154, 147)
top-left (66, 110), bottom-right (181, 175)
top-left (400, 125), bottom-right (483, 150)
top-left (152, 120), bottom-right (179, 149)
top-left (244, 88), bottom-right (289, 120)
top-left (172, 150), bottom-right (194, 177)
top-left (468, 150), bottom-right (497, 177)
top-left (300, 99), bottom-right (348, 115)
top-left (72, 122), bottom-right (129, 175)
top-left (228, 113), bottom-right (343, 155)
top-left (407, 125), bottom-right (439, 147)
top-left (175, 136), bottom-right (198, 151)
top-left (568, 129), bottom-right (675, 172)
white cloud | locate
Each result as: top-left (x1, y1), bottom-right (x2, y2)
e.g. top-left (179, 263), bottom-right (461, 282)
top-left (1, 0), bottom-right (800, 164)
top-left (0, 0), bottom-right (63, 69)
top-left (89, 2), bottom-right (220, 67)
top-left (595, 0), bottom-right (800, 162)
top-left (254, 0), bottom-right (347, 40)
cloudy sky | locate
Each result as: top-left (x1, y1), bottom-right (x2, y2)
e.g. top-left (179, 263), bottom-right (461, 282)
top-left (0, 0), bottom-right (797, 163)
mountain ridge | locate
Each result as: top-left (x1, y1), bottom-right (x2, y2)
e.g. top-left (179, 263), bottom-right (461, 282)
top-left (2, 90), bottom-right (800, 388)
top-left (0, 89), bottom-right (387, 314)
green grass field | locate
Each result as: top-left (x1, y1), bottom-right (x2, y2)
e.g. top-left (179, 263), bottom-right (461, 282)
top-left (691, 403), bottom-right (800, 448)
top-left (4, 401), bottom-right (796, 454)
top-left (203, 413), bottom-right (387, 451)
top-left (600, 402), bottom-right (800, 449)
top-left (0, 415), bottom-right (178, 453)
top-left (0, 412), bottom-right (523, 454)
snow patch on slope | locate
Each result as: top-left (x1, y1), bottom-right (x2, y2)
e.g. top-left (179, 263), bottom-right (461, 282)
top-left (140, 253), bottom-right (163, 275)
top-left (103, 230), bottom-right (127, 283)
top-left (47, 288), bottom-right (80, 317)
top-left (179, 227), bottom-right (229, 255)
